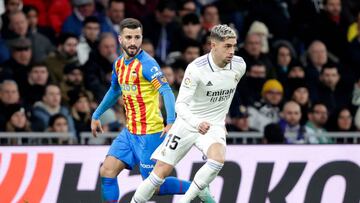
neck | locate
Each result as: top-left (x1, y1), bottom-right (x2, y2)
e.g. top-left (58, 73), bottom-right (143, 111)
top-left (210, 51), bottom-right (226, 68)
top-left (124, 49), bottom-right (140, 60)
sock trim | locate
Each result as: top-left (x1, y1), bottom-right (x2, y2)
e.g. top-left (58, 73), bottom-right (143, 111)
top-left (193, 180), bottom-right (204, 190)
top-left (207, 159), bottom-right (223, 171)
top-left (148, 172), bottom-right (164, 187)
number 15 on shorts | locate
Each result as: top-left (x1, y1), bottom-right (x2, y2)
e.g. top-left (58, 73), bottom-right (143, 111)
top-left (165, 134), bottom-right (181, 150)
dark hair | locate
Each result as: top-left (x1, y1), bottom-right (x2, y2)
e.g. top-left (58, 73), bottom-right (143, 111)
top-left (182, 13), bottom-right (200, 25)
top-left (119, 18), bottom-right (143, 33)
top-left (201, 3), bottom-right (217, 15)
top-left (263, 123), bottom-right (285, 144)
top-left (108, 0), bottom-right (125, 8)
top-left (309, 102), bottom-right (327, 113)
top-left (156, 0), bottom-right (177, 12)
top-left (23, 5), bottom-right (38, 15)
top-left (83, 16), bottom-right (100, 26)
top-left (57, 33), bottom-right (78, 45)
top-left (181, 38), bottom-right (201, 53)
top-left (48, 113), bottom-right (67, 127)
top-left (320, 62), bottom-right (339, 74)
top-left (30, 62), bottom-right (48, 72)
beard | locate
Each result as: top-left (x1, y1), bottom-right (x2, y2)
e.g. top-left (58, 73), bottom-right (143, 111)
top-left (123, 45), bottom-right (140, 57)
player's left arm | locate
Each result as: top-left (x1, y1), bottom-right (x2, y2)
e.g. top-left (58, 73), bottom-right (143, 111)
top-left (142, 60), bottom-right (175, 136)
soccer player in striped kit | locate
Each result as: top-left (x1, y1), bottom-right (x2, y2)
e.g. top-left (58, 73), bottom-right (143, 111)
top-left (91, 18), bottom-right (214, 202)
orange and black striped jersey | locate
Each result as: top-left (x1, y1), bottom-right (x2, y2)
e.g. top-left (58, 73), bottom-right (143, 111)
top-left (112, 50), bottom-right (169, 135)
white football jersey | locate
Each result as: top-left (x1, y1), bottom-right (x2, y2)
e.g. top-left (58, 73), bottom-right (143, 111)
top-left (175, 53), bottom-right (246, 130)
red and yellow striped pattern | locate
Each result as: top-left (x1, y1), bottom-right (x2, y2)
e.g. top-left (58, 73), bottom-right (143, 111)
top-left (115, 57), bottom-right (164, 135)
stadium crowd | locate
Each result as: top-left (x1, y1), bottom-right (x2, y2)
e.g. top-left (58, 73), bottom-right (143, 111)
top-left (0, 0), bottom-right (360, 144)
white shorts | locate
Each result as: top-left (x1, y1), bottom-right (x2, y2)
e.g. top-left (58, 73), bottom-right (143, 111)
top-left (151, 119), bottom-right (227, 166)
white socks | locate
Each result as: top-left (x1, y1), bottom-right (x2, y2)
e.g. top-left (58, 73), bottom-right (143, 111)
top-left (131, 172), bottom-right (164, 203)
top-left (179, 159), bottom-right (223, 202)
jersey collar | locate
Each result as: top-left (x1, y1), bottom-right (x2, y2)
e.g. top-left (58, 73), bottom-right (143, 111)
top-left (207, 53), bottom-right (232, 72)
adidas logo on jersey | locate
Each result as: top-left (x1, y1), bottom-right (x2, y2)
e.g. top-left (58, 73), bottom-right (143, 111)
top-left (206, 81), bottom-right (213, 86)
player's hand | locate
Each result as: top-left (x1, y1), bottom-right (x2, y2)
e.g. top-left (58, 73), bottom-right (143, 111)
top-left (161, 123), bottom-right (173, 137)
top-left (198, 122), bottom-right (211, 135)
top-left (91, 119), bottom-right (104, 138)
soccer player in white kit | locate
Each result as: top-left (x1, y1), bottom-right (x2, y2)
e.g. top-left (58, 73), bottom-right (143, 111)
top-left (131, 24), bottom-right (246, 203)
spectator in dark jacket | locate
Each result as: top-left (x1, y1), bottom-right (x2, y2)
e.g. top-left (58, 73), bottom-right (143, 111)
top-left (83, 33), bottom-right (117, 101)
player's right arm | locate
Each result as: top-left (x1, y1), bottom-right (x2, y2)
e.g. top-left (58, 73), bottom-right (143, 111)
top-left (91, 61), bottom-right (122, 137)
top-left (175, 64), bottom-right (210, 134)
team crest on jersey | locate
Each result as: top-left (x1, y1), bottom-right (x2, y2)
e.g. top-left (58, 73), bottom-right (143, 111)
top-left (183, 77), bottom-right (191, 87)
top-left (131, 71), bottom-right (137, 81)
top-left (160, 75), bottom-right (168, 83)
top-left (235, 73), bottom-right (240, 82)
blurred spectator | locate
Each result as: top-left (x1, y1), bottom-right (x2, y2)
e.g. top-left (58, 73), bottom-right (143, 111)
top-left (200, 3), bottom-right (220, 32)
top-left (248, 79), bottom-right (283, 132)
top-left (305, 40), bottom-right (330, 91)
top-left (232, 62), bottom-right (267, 107)
top-left (314, 63), bottom-right (352, 113)
top-left (62, 0), bottom-right (107, 36)
top-left (143, 0), bottom-right (180, 63)
top-left (1, 0), bottom-right (23, 36)
top-left (181, 13), bottom-right (202, 41)
top-left (44, 33), bottom-right (79, 84)
top-left (23, 0), bottom-right (72, 34)
top-left (0, 80), bottom-right (21, 130)
top-left (60, 63), bottom-right (92, 106)
top-left (262, 123), bottom-right (285, 144)
top-left (48, 113), bottom-right (68, 132)
top-left (227, 105), bottom-right (257, 132)
top-left (172, 59), bottom-right (186, 90)
top-left (22, 5), bottom-right (56, 44)
top-left (247, 21), bottom-right (271, 54)
top-left (200, 31), bottom-right (211, 54)
top-left (6, 11), bottom-right (54, 62)
top-left (68, 89), bottom-right (92, 138)
top-left (326, 107), bottom-right (356, 131)
top-left (348, 11), bottom-right (360, 79)
top-left (352, 77), bottom-right (360, 129)
top-left (175, 38), bottom-right (201, 65)
top-left (290, 79), bottom-right (311, 125)
top-left (84, 33), bottom-right (117, 101)
top-left (0, 37), bottom-right (10, 64)
top-left (305, 102), bottom-right (332, 143)
top-left (347, 8), bottom-right (359, 42)
top-left (103, 0), bottom-right (125, 36)
top-left (278, 101), bottom-right (306, 143)
top-left (141, 38), bottom-right (156, 58)
top-left (77, 16), bottom-right (100, 65)
top-left (173, 12), bottom-right (202, 52)
top-left (31, 84), bottom-right (75, 132)
top-left (47, 113), bottom-right (75, 144)
top-left (161, 64), bottom-right (176, 91)
top-left (124, 0), bottom-right (158, 20)
top-left (5, 104), bottom-right (30, 132)
top-left (272, 40), bottom-right (297, 84)
top-left (246, 0), bottom-right (292, 41)
top-left (237, 33), bottom-right (275, 77)
top-left (0, 37), bottom-right (32, 89)
top-left (22, 63), bottom-right (49, 106)
top-left (311, 0), bottom-right (352, 60)
top-left (177, 0), bottom-right (197, 18)
top-left (3, 104), bottom-right (31, 144)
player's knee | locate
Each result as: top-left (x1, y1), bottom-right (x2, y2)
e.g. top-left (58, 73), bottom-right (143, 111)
top-left (100, 164), bottom-right (119, 177)
top-left (153, 160), bottom-right (174, 179)
top-left (206, 143), bottom-right (226, 163)
top-left (100, 158), bottom-right (124, 177)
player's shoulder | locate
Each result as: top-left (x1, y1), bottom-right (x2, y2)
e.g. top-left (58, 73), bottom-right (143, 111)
top-left (137, 50), bottom-right (158, 66)
top-left (231, 55), bottom-right (246, 73)
top-left (189, 54), bottom-right (209, 71)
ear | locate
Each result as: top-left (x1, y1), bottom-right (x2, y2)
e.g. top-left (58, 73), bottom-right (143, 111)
top-left (118, 35), bottom-right (122, 44)
top-left (210, 40), bottom-right (216, 49)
